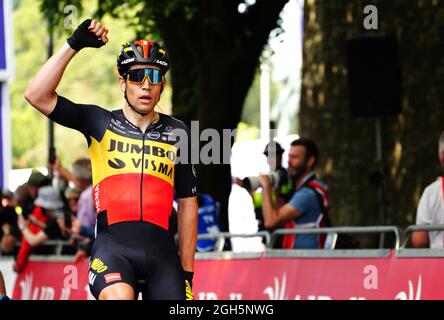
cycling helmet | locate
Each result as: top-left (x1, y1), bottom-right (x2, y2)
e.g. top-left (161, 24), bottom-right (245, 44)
top-left (117, 39), bottom-right (169, 76)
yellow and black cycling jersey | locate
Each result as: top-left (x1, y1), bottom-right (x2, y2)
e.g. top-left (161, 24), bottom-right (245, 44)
top-left (49, 95), bottom-right (197, 231)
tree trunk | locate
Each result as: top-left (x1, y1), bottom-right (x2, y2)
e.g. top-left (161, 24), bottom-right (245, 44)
top-left (300, 0), bottom-right (444, 233)
top-left (157, 0), bottom-right (289, 230)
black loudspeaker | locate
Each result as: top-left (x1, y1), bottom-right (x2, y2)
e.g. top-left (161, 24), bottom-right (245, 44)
top-left (346, 33), bottom-right (401, 118)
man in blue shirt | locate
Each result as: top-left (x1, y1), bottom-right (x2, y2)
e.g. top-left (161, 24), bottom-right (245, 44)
top-left (259, 138), bottom-right (331, 249)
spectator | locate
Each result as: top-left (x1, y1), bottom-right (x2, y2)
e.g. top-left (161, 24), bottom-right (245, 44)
top-left (196, 193), bottom-right (222, 252)
top-left (228, 182), bottom-right (266, 253)
top-left (72, 159), bottom-right (95, 231)
top-left (13, 186), bottom-right (67, 272)
top-left (255, 142), bottom-right (293, 247)
top-left (65, 186), bottom-right (81, 216)
top-left (231, 142), bottom-right (291, 249)
top-left (2, 189), bottom-right (13, 208)
top-left (259, 138), bottom-right (332, 249)
top-left (65, 185), bottom-right (95, 262)
top-left (20, 170), bottom-right (51, 222)
top-left (52, 157), bottom-right (95, 231)
top-left (21, 186), bottom-right (69, 243)
top-left (412, 131), bottom-right (444, 248)
top-left (0, 270), bottom-right (11, 300)
top-left (0, 189), bottom-right (19, 255)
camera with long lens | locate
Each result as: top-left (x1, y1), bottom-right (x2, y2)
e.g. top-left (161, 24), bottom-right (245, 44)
top-left (242, 168), bottom-right (288, 192)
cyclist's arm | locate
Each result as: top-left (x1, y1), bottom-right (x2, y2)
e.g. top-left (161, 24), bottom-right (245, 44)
top-left (24, 42), bottom-right (77, 116)
top-left (177, 196), bottom-right (198, 272)
top-left (24, 19), bottom-right (108, 116)
top-left (260, 175), bottom-right (301, 228)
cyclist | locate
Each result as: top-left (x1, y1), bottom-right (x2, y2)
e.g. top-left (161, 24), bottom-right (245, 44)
top-left (24, 19), bottom-right (198, 300)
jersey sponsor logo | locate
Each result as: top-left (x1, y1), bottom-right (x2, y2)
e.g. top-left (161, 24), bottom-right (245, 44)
top-left (88, 271), bottom-right (97, 286)
top-left (107, 139), bottom-right (176, 162)
top-left (94, 184), bottom-right (101, 213)
top-left (147, 131), bottom-right (161, 140)
top-left (110, 118), bottom-right (126, 130)
top-left (108, 158), bottom-right (126, 169)
top-left (128, 130), bottom-right (141, 136)
top-left (89, 130), bottom-right (178, 186)
top-left (104, 273), bottom-right (122, 284)
top-left (90, 258), bottom-right (108, 273)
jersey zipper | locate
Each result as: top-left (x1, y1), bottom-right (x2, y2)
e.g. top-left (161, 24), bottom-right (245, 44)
top-left (140, 130), bottom-right (146, 221)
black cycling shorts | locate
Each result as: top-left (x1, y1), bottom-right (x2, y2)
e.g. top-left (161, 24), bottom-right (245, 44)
top-left (88, 212), bottom-right (186, 300)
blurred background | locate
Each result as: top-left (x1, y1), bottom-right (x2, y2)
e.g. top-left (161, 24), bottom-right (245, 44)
top-left (1, 0), bottom-right (444, 235)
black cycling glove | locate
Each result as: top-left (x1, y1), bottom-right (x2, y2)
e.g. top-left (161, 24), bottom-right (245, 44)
top-left (67, 19), bottom-right (105, 51)
top-left (184, 271), bottom-right (194, 300)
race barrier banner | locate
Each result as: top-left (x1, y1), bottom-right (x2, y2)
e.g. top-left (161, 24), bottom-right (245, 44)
top-left (8, 252), bottom-right (444, 300)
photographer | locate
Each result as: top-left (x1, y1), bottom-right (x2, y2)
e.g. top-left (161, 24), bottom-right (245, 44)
top-left (259, 138), bottom-right (332, 249)
top-left (240, 142), bottom-right (292, 248)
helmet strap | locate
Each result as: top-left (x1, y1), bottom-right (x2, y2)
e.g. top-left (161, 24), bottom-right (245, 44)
top-left (124, 85), bottom-right (150, 116)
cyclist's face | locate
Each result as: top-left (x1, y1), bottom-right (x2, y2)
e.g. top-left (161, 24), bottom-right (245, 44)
top-left (120, 64), bottom-right (164, 115)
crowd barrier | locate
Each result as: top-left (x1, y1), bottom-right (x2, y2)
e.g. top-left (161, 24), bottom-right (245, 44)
top-left (1, 225), bottom-right (444, 300)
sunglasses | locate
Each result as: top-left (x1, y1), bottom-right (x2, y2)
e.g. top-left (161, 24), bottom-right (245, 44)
top-left (125, 68), bottom-right (163, 85)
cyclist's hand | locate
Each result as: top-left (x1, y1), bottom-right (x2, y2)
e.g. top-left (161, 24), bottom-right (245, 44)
top-left (184, 271), bottom-right (194, 300)
top-left (67, 19), bottom-right (108, 51)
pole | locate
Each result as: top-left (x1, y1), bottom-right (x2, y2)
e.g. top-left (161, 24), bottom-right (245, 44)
top-left (47, 22), bottom-right (55, 179)
top-left (375, 118), bottom-right (385, 248)
top-left (260, 62), bottom-right (270, 143)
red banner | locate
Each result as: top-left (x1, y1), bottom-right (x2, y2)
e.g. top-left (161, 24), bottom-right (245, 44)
top-left (11, 253), bottom-right (444, 300)
top-left (194, 255), bottom-right (435, 300)
top-left (12, 260), bottom-right (92, 300)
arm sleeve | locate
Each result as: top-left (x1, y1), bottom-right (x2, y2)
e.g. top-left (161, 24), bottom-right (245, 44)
top-left (174, 124), bottom-right (197, 198)
top-left (48, 95), bottom-right (111, 145)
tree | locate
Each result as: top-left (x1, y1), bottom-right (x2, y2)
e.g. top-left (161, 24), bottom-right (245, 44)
top-left (11, 0), bottom-right (142, 169)
top-left (41, 0), bottom-right (289, 230)
top-left (300, 0), bottom-right (444, 233)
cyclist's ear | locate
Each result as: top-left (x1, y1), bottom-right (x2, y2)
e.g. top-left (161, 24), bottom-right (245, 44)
top-left (161, 78), bottom-right (166, 94)
top-left (118, 76), bottom-right (126, 94)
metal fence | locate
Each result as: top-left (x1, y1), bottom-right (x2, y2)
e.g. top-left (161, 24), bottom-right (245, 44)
top-left (2, 224), bottom-right (444, 258)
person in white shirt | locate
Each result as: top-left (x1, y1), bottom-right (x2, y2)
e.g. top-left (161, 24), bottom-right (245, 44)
top-left (412, 131), bottom-right (444, 248)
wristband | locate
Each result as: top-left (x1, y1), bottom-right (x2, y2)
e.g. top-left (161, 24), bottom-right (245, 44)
top-left (184, 271), bottom-right (194, 300)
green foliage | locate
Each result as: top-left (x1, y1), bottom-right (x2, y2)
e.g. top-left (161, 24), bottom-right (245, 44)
top-left (10, 0), bottom-right (173, 168)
